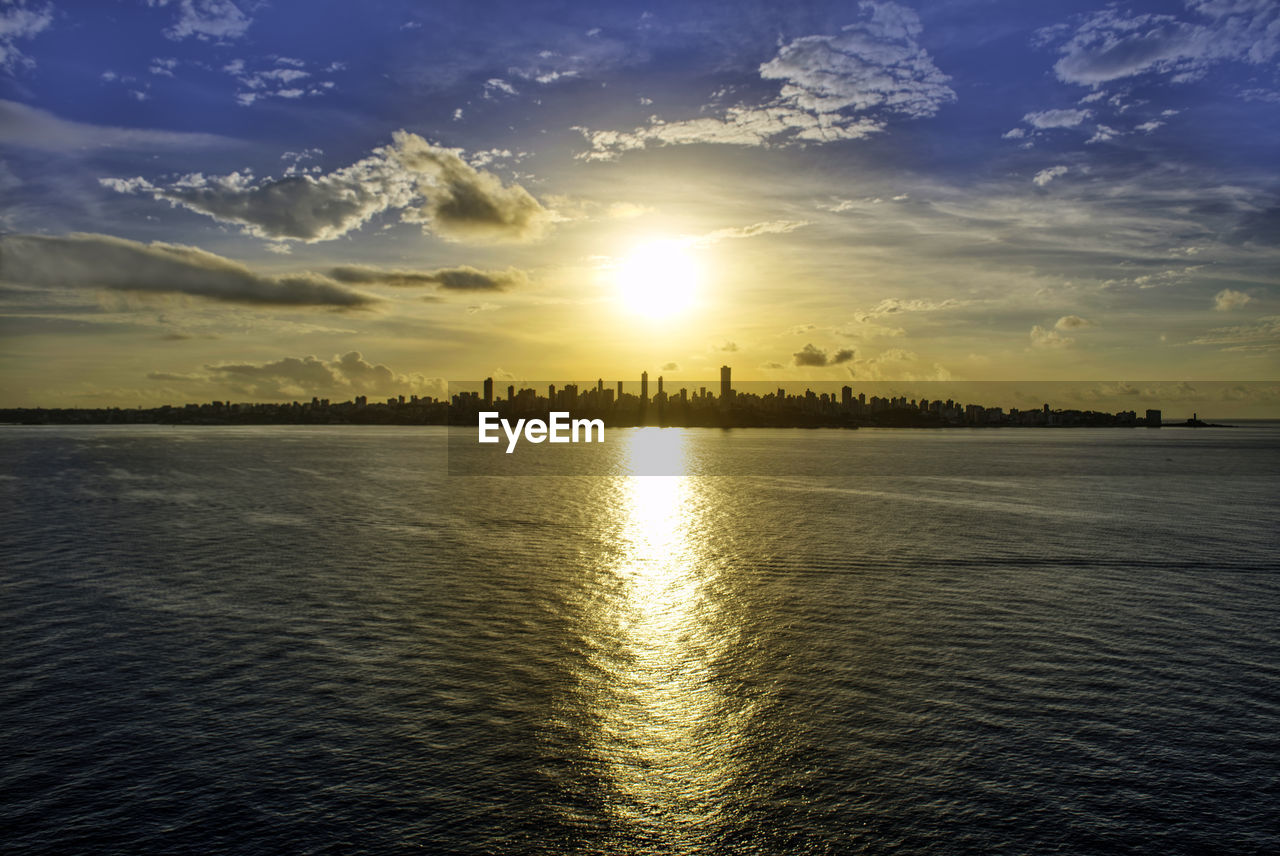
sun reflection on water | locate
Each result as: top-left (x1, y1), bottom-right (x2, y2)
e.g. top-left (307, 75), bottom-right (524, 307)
top-left (587, 428), bottom-right (745, 850)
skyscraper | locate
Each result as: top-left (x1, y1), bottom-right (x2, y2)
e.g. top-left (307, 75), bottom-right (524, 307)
top-left (641, 371), bottom-right (648, 402)
top-left (720, 365), bottom-right (732, 400)
top-left (483, 377), bottom-right (493, 406)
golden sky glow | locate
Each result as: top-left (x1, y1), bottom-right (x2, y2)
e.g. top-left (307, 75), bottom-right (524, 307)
top-left (0, 1), bottom-right (1276, 409)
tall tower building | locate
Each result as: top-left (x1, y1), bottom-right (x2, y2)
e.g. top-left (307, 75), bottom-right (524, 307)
top-left (720, 365), bottom-right (732, 400)
top-left (657, 375), bottom-right (664, 395)
top-left (617, 380), bottom-right (623, 399)
top-left (483, 377), bottom-right (493, 406)
top-left (641, 371), bottom-right (649, 402)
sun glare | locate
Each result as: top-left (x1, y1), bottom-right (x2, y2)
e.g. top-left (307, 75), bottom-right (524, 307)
top-left (614, 240), bottom-right (700, 320)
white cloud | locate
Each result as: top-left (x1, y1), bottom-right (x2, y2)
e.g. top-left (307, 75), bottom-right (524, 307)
top-left (1044, 2), bottom-right (1280, 86)
top-left (1055, 314), bottom-right (1093, 330)
top-left (758, 1), bottom-right (955, 119)
top-left (690, 219), bottom-right (810, 246)
top-left (1024, 108), bottom-right (1091, 129)
top-left (1086, 124), bottom-right (1121, 143)
top-left (154, 0), bottom-right (252, 43)
top-left (102, 131), bottom-right (552, 244)
top-left (483, 77), bottom-right (518, 98)
top-left (1033, 165), bottom-right (1069, 186)
top-left (1030, 324), bottom-right (1074, 348)
top-left (853, 297), bottom-right (960, 322)
top-left (149, 56), bottom-right (178, 76)
top-left (224, 57), bottom-right (338, 105)
top-left (1213, 288), bottom-right (1252, 311)
top-left (0, 1), bottom-right (52, 72)
top-left (580, 1), bottom-right (953, 159)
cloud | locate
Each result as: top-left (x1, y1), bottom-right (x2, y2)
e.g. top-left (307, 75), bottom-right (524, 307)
top-left (1213, 288), bottom-right (1252, 311)
top-left (102, 131), bottom-right (550, 244)
top-left (205, 351), bottom-right (444, 399)
top-left (852, 297), bottom-right (960, 323)
top-left (0, 233), bottom-right (377, 308)
top-left (0, 99), bottom-right (233, 150)
top-left (691, 220), bottom-right (810, 246)
top-left (0, 1), bottom-right (52, 72)
top-left (1044, 2), bottom-right (1280, 87)
top-left (1189, 316), bottom-right (1280, 351)
top-left (326, 264), bottom-right (527, 291)
top-left (155, 0), bottom-right (252, 43)
top-left (793, 343), bottom-right (855, 366)
top-left (758, 2), bottom-right (955, 118)
top-left (1033, 165), bottom-right (1069, 186)
top-left (1030, 324), bottom-right (1074, 348)
top-left (1023, 109), bottom-right (1091, 129)
top-left (1055, 314), bottom-right (1093, 330)
top-left (483, 77), bottom-right (518, 98)
top-left (224, 56), bottom-right (337, 105)
top-left (580, 1), bottom-right (953, 159)
top-left (713, 341), bottom-right (739, 352)
top-left (660, 362), bottom-right (679, 371)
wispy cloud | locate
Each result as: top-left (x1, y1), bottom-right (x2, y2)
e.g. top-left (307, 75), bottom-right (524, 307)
top-left (0, 1), bottom-right (52, 72)
top-left (0, 99), bottom-right (234, 150)
top-left (153, 0), bottom-right (252, 43)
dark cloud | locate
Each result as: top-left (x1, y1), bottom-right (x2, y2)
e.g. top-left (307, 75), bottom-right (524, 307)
top-left (327, 264), bottom-right (527, 291)
top-left (0, 233), bottom-right (377, 308)
top-left (101, 131), bottom-right (550, 244)
top-left (204, 351), bottom-right (445, 398)
top-left (793, 343), bottom-right (855, 366)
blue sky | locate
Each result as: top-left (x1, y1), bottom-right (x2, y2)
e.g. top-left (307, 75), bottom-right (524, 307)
top-left (1, 0), bottom-right (1277, 407)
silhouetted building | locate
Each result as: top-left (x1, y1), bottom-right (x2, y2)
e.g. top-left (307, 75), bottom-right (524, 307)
top-left (483, 377), bottom-right (493, 406)
top-left (641, 371), bottom-right (648, 402)
top-left (1146, 408), bottom-right (1162, 427)
top-left (721, 365), bottom-right (732, 400)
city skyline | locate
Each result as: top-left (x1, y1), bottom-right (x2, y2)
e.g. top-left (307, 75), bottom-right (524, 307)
top-left (1, 1), bottom-right (1278, 408)
top-left (5, 362), bottom-right (1274, 420)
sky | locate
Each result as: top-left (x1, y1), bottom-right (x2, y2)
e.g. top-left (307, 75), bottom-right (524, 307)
top-left (0, 0), bottom-right (1278, 409)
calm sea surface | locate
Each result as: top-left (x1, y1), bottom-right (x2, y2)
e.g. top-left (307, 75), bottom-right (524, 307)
top-left (2, 425), bottom-right (1278, 855)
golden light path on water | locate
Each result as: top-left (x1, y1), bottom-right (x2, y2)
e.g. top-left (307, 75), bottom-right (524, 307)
top-left (585, 428), bottom-right (749, 850)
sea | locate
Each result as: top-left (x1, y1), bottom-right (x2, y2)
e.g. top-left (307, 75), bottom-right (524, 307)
top-left (2, 424), bottom-right (1278, 855)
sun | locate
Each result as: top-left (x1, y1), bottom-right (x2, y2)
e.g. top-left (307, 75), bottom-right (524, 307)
top-left (614, 239), bottom-right (701, 320)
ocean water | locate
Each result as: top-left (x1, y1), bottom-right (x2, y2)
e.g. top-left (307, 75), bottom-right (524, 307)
top-left (2, 425), bottom-right (1278, 855)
